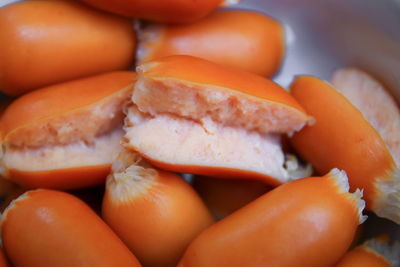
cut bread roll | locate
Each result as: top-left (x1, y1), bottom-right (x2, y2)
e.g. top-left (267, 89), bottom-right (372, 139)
top-left (290, 69), bottom-right (400, 224)
top-left (124, 56), bottom-right (311, 185)
top-left (0, 71), bottom-right (135, 189)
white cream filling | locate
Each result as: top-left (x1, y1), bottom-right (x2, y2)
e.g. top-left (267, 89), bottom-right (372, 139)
top-left (124, 106), bottom-right (289, 182)
top-left (2, 129), bottom-right (124, 172)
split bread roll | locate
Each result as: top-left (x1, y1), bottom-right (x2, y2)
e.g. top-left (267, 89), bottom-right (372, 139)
top-left (0, 71), bottom-right (135, 189)
top-left (290, 69), bottom-right (400, 224)
top-left (124, 55), bottom-right (312, 185)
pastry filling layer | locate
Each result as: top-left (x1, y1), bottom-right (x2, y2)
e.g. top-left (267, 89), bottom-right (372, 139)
top-left (124, 105), bottom-right (289, 182)
top-left (3, 129), bottom-right (124, 171)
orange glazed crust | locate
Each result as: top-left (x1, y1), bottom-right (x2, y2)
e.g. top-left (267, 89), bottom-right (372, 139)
top-left (0, 71), bottom-right (135, 148)
top-left (7, 164), bottom-right (111, 190)
top-left (0, 1), bottom-right (136, 96)
top-left (140, 55), bottom-right (306, 113)
top-left (290, 76), bottom-right (400, 223)
top-left (103, 151), bottom-right (213, 266)
top-left (79, 0), bottom-right (237, 23)
top-left (178, 169), bottom-right (365, 267)
top-left (1, 189), bottom-right (141, 266)
top-left (137, 10), bottom-right (284, 77)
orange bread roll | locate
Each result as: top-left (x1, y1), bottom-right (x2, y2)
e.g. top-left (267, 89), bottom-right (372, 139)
top-left (0, 71), bottom-right (135, 189)
top-left (290, 69), bottom-right (400, 223)
top-left (1, 189), bottom-right (141, 267)
top-left (179, 169), bottom-right (366, 267)
top-left (331, 68), bottom-right (400, 166)
top-left (79, 0), bottom-right (239, 23)
top-left (336, 236), bottom-right (400, 267)
top-left (124, 55), bottom-right (311, 185)
top-left (0, 0), bottom-right (136, 96)
top-left (137, 10), bottom-right (284, 77)
top-left (102, 151), bottom-right (213, 267)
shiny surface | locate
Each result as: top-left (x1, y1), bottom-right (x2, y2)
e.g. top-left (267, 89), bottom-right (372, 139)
top-left (2, 189), bottom-right (141, 267)
top-left (0, 0), bottom-right (135, 96)
top-left (8, 165), bottom-right (111, 190)
top-left (290, 76), bottom-right (394, 210)
top-left (103, 168), bottom-right (213, 267)
top-left (138, 10), bottom-right (284, 77)
top-left (179, 172), bottom-right (361, 267)
top-left (78, 0), bottom-right (225, 23)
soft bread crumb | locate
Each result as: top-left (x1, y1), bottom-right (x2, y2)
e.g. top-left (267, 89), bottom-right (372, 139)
top-left (133, 75), bottom-right (308, 135)
top-left (2, 129), bottom-right (124, 171)
top-left (106, 151), bottom-right (158, 204)
top-left (4, 87), bottom-right (131, 149)
top-left (374, 168), bottom-right (400, 224)
top-left (124, 105), bottom-right (289, 183)
top-left (331, 68), bottom-right (400, 166)
top-left (326, 168), bottom-right (367, 224)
